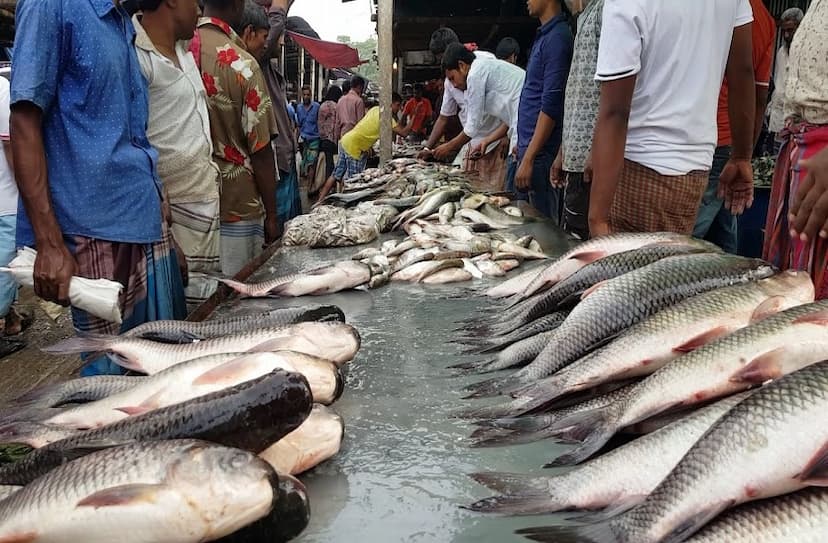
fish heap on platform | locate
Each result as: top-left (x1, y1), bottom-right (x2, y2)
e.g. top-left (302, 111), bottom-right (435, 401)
top-left (447, 232), bottom-right (828, 543)
top-left (0, 304), bottom-right (359, 542)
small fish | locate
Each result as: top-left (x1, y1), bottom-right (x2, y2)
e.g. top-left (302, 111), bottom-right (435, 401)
top-left (475, 259), bottom-right (507, 278)
top-left (220, 261), bottom-right (371, 298)
top-left (390, 260), bottom-right (464, 283)
top-left (351, 247), bottom-right (382, 260)
top-left (438, 202), bottom-right (456, 224)
top-left (259, 404), bottom-right (345, 475)
top-left (462, 194), bottom-right (488, 210)
top-left (497, 259), bottom-right (521, 273)
top-left (421, 268), bottom-right (473, 284)
top-left (457, 208), bottom-right (511, 230)
top-left (502, 206), bottom-right (523, 217)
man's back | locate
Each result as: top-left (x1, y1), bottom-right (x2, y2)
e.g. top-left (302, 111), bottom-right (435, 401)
top-left (336, 91), bottom-right (366, 139)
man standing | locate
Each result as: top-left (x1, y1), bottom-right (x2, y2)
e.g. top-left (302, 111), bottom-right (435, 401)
top-left (694, 0), bottom-right (776, 254)
top-left (337, 75), bottom-right (366, 141)
top-left (134, 0), bottom-right (222, 311)
top-left (0, 76), bottom-right (23, 335)
top-left (495, 37), bottom-right (520, 65)
top-left (551, 0), bottom-right (603, 240)
top-left (515, 0), bottom-right (573, 220)
top-left (192, 0), bottom-right (279, 277)
top-left (589, 0), bottom-right (756, 236)
top-left (401, 84), bottom-right (433, 142)
top-left (297, 85), bottom-right (321, 185)
top-left (11, 0), bottom-right (187, 375)
top-left (767, 8), bottom-right (804, 146)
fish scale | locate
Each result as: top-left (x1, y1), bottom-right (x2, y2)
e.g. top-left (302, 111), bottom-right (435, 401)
top-left (518, 362), bottom-right (828, 542)
top-left (465, 254), bottom-right (776, 398)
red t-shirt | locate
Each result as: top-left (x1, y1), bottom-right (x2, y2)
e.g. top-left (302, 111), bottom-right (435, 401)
top-left (402, 97), bottom-right (433, 135)
top-left (716, 0), bottom-right (776, 146)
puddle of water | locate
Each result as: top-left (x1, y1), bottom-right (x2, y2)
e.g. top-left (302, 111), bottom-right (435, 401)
top-left (215, 228), bottom-right (575, 543)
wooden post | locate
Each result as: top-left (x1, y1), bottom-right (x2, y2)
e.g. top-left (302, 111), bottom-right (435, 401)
top-left (378, 0), bottom-right (394, 164)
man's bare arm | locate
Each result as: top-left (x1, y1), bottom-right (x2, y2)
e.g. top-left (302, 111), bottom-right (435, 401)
top-left (250, 144), bottom-right (280, 243)
top-left (262, 0), bottom-right (291, 62)
top-left (1, 141), bottom-right (12, 177)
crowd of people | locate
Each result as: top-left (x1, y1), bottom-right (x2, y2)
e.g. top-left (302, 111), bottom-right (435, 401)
top-left (0, 0), bottom-right (826, 376)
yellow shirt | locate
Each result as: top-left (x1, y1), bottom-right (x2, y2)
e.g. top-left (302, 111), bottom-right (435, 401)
top-left (340, 107), bottom-right (397, 159)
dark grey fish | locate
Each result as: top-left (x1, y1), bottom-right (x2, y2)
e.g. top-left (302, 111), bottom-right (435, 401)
top-left (456, 312), bottom-right (570, 355)
top-left (452, 331), bottom-right (556, 379)
top-left (11, 376), bottom-right (145, 409)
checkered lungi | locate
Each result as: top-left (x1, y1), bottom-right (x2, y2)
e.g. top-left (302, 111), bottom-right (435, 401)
top-left (609, 159), bottom-right (708, 235)
top-left (333, 143), bottom-right (368, 183)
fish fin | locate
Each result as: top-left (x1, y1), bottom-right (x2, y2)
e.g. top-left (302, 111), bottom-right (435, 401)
top-left (40, 334), bottom-right (114, 355)
top-left (114, 405), bottom-right (153, 416)
top-left (580, 281), bottom-right (607, 301)
top-left (661, 501), bottom-right (734, 543)
top-left (461, 376), bottom-right (512, 399)
top-left (543, 407), bottom-right (618, 467)
top-left (217, 278), bottom-right (256, 296)
top-left (62, 438), bottom-right (138, 457)
top-left (246, 339), bottom-right (287, 353)
top-left (136, 331), bottom-right (204, 344)
top-left (515, 522), bottom-right (617, 543)
top-left (469, 472), bottom-right (548, 494)
top-left (468, 417), bottom-right (560, 448)
top-left (749, 296), bottom-right (789, 323)
top-left (564, 497), bottom-right (645, 523)
top-left (192, 356), bottom-right (265, 386)
top-left (672, 325), bottom-right (733, 353)
top-left (557, 291), bottom-right (584, 308)
top-left (77, 483), bottom-right (167, 508)
top-left (571, 250), bottom-right (608, 264)
top-left (730, 347), bottom-right (786, 384)
top-left (793, 309), bottom-right (828, 326)
top-left (797, 440), bottom-right (828, 485)
top-left (0, 533), bottom-right (38, 543)
top-left (462, 493), bottom-right (562, 516)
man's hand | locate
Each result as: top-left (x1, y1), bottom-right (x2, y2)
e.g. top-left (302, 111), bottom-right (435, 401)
top-left (433, 143), bottom-right (454, 161)
top-left (171, 237), bottom-right (189, 288)
top-left (550, 149), bottom-right (565, 188)
top-left (417, 148), bottom-right (434, 161)
top-left (789, 148), bottom-right (828, 242)
top-left (718, 158), bottom-right (754, 215)
top-left (34, 242), bottom-right (77, 307)
top-left (515, 159), bottom-right (534, 192)
top-left (264, 213), bottom-right (281, 246)
top-left (589, 217), bottom-right (611, 238)
top-left (584, 151), bottom-right (594, 183)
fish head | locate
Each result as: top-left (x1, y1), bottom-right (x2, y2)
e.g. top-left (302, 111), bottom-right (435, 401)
top-left (269, 473), bottom-right (311, 539)
top-left (168, 443), bottom-right (278, 539)
top-left (758, 270), bottom-right (816, 304)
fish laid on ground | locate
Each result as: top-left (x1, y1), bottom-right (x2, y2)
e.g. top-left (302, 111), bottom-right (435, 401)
top-left (10, 375), bottom-right (145, 409)
top-left (393, 188), bottom-right (465, 229)
top-left (0, 440), bottom-right (310, 543)
top-left (465, 254), bottom-right (776, 399)
top-left (457, 208), bottom-right (512, 230)
top-left (32, 352), bottom-right (342, 435)
top-left (455, 330), bottom-right (558, 379)
top-left (479, 204), bottom-right (531, 227)
top-left (438, 202), bottom-right (456, 224)
top-left (259, 404), bottom-right (344, 475)
top-left (685, 487), bottom-right (828, 543)
top-left (0, 369), bottom-right (313, 485)
top-left (485, 265), bottom-right (546, 299)
top-left (421, 268), bottom-right (474, 284)
top-left (497, 259), bottom-right (521, 273)
top-left (514, 233), bottom-right (704, 302)
top-left (124, 305), bottom-right (346, 343)
top-left (390, 259), bottom-right (463, 282)
top-left (491, 244), bottom-right (548, 261)
top-left (455, 311), bottom-right (571, 356)
top-left (43, 322), bottom-right (361, 374)
top-left (494, 271), bottom-right (815, 419)
top-left (520, 361), bottom-right (828, 543)
top-left (220, 261), bottom-right (370, 298)
top-left (467, 393), bottom-right (749, 516)
top-left (547, 300), bottom-right (828, 466)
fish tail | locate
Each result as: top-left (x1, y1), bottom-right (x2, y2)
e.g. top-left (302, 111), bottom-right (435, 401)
top-left (516, 522), bottom-right (620, 543)
top-left (461, 376), bottom-right (516, 399)
top-left (470, 472), bottom-right (548, 495)
top-left (40, 334), bottom-right (115, 355)
top-left (217, 278), bottom-right (258, 296)
top-left (464, 493), bottom-right (564, 516)
top-left (544, 407), bottom-right (618, 467)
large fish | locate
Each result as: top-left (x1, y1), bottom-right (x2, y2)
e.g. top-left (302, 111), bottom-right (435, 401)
top-left (685, 487), bottom-right (828, 542)
top-left (547, 300), bottom-right (828, 466)
top-left (519, 361), bottom-right (828, 543)
top-left (219, 261), bottom-right (371, 297)
top-left (484, 265), bottom-right (547, 299)
top-left (465, 254), bottom-right (776, 398)
top-left (9, 375), bottom-right (144, 409)
top-left (0, 369), bottom-right (313, 485)
top-left (123, 305), bottom-right (346, 343)
top-left (42, 322), bottom-right (361, 374)
top-left (259, 404), bottom-right (344, 475)
top-left (466, 393), bottom-right (748, 516)
top-left (489, 271), bottom-right (815, 419)
top-left (452, 330), bottom-right (557, 378)
top-left (454, 311), bottom-right (570, 356)
top-left (0, 440), bottom-right (309, 543)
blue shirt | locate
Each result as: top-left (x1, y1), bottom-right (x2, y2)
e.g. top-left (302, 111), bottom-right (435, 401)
top-left (517, 13), bottom-right (573, 161)
top-left (296, 101), bottom-right (321, 141)
top-left (11, 0), bottom-right (162, 246)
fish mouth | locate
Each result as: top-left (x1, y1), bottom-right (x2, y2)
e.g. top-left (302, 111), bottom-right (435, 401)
top-left (333, 367), bottom-right (346, 402)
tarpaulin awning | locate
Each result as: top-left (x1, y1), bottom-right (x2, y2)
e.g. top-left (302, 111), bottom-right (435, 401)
top-left (287, 31), bottom-right (364, 69)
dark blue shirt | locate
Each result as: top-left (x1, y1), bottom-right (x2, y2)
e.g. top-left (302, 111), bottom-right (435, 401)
top-left (11, 0), bottom-right (162, 246)
top-left (296, 101), bottom-right (321, 142)
top-left (517, 13), bottom-right (573, 161)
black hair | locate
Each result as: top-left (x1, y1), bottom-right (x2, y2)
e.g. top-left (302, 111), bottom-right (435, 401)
top-left (324, 86), bottom-right (343, 102)
top-left (413, 83), bottom-right (424, 94)
top-left (392, 92), bottom-right (403, 104)
top-left (342, 80), bottom-right (352, 94)
top-left (429, 27), bottom-right (459, 56)
top-left (350, 75), bottom-right (366, 91)
top-left (441, 42), bottom-right (475, 71)
top-left (137, 0), bottom-right (164, 11)
top-left (203, 0), bottom-right (239, 9)
top-left (301, 84), bottom-right (312, 92)
top-left (231, 0), bottom-right (268, 35)
top-left (495, 37), bottom-right (520, 61)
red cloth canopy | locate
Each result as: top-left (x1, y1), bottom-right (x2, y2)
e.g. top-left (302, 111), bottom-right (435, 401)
top-left (287, 31), bottom-right (365, 69)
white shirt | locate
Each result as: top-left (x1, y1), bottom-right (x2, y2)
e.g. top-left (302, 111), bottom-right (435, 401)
top-left (440, 50), bottom-right (502, 145)
top-left (463, 58), bottom-right (527, 151)
top-left (134, 17), bottom-right (220, 204)
top-left (768, 45), bottom-right (790, 133)
top-left (0, 77), bottom-right (18, 217)
top-left (596, 0), bottom-right (754, 175)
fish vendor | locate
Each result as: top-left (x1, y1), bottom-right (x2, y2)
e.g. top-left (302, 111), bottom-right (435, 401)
top-left (297, 85), bottom-right (322, 187)
top-left (764, 0), bottom-right (828, 301)
top-left (10, 0), bottom-right (188, 376)
top-left (192, 0), bottom-right (280, 277)
top-left (0, 75), bottom-right (24, 336)
top-left (587, 0), bottom-right (757, 237)
top-left (315, 93), bottom-right (413, 202)
top-left (337, 75), bottom-right (367, 141)
top-left (134, 0), bottom-right (223, 311)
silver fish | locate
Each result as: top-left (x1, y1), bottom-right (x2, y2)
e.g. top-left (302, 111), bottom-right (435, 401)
top-left (390, 259), bottom-right (464, 283)
top-left (10, 376), bottom-right (144, 409)
top-left (259, 404), bottom-right (344, 476)
top-left (393, 188), bottom-right (465, 229)
top-left (438, 202), bottom-right (456, 224)
top-left (0, 440), bottom-right (307, 543)
top-left (497, 259), bottom-right (521, 273)
top-left (457, 208), bottom-right (512, 230)
top-left (485, 265), bottom-right (547, 299)
top-left (220, 261), bottom-right (370, 297)
top-left (421, 268), bottom-right (473, 284)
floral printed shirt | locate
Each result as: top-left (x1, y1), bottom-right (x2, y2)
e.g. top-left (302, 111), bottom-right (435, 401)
top-left (191, 17), bottom-right (277, 221)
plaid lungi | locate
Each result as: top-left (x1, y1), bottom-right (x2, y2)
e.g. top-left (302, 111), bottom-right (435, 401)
top-left (333, 143), bottom-right (368, 183)
top-left (68, 220), bottom-right (188, 376)
top-left (170, 199), bottom-right (221, 310)
top-left (762, 123), bottom-right (828, 300)
top-left (462, 137), bottom-right (510, 192)
top-left (609, 159), bottom-right (708, 235)
top-left (220, 218), bottom-right (264, 277)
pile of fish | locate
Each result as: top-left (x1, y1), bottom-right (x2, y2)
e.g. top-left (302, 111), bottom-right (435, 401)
top-left (448, 232), bottom-right (828, 542)
top-left (221, 192), bottom-right (546, 297)
top-left (283, 203), bottom-right (399, 248)
top-left (0, 304), bottom-right (359, 542)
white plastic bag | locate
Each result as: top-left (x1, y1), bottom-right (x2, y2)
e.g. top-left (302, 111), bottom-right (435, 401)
top-left (0, 247), bottom-right (124, 324)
